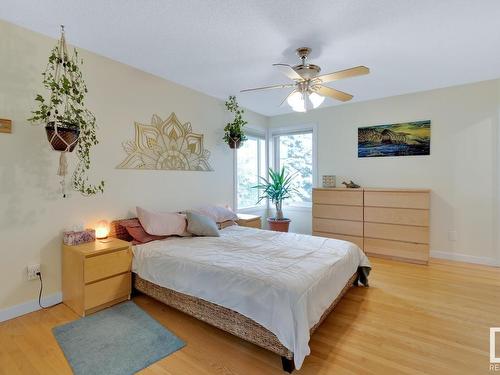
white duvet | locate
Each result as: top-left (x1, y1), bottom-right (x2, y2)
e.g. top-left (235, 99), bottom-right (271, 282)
top-left (132, 225), bottom-right (370, 369)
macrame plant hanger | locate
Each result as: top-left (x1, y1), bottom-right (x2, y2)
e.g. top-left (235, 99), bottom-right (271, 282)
top-left (47, 25), bottom-right (79, 198)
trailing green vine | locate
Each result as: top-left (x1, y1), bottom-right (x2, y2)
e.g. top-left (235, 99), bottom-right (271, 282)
top-left (28, 30), bottom-right (104, 196)
top-left (223, 95), bottom-right (248, 146)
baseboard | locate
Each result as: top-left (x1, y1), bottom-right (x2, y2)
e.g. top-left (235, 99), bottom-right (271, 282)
top-left (0, 292), bottom-right (62, 323)
top-left (430, 251), bottom-right (500, 267)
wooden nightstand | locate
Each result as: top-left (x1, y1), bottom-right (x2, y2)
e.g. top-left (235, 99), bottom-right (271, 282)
top-left (62, 238), bottom-right (132, 317)
top-left (237, 214), bottom-right (262, 229)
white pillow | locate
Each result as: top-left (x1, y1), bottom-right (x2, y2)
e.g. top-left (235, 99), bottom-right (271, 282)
top-left (195, 205), bottom-right (238, 223)
top-left (136, 206), bottom-right (187, 236)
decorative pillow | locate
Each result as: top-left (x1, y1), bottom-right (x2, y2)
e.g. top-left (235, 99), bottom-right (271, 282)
top-left (176, 213), bottom-right (193, 237)
top-left (119, 218), bottom-right (168, 244)
top-left (195, 205), bottom-right (238, 223)
top-left (186, 211), bottom-right (220, 237)
top-left (136, 206), bottom-right (187, 236)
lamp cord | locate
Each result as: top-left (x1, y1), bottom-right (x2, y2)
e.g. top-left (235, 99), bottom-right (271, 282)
top-left (37, 272), bottom-right (57, 309)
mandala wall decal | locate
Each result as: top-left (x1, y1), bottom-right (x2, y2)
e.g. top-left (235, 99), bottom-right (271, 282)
top-left (117, 112), bottom-right (214, 171)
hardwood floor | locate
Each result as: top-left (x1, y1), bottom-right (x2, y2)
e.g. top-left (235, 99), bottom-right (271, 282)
top-left (0, 257), bottom-right (499, 374)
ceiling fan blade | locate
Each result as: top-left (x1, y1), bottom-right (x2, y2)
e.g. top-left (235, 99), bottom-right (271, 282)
top-left (272, 63), bottom-right (304, 81)
top-left (240, 83), bottom-right (295, 93)
top-left (313, 85), bottom-right (353, 102)
top-left (279, 90), bottom-right (297, 107)
top-left (315, 66), bottom-right (369, 84)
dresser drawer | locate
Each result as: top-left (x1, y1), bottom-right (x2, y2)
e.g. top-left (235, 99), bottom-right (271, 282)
top-left (313, 204), bottom-right (363, 221)
top-left (313, 218), bottom-right (363, 236)
top-left (313, 189), bottom-right (363, 206)
top-left (364, 238), bottom-right (429, 263)
top-left (313, 232), bottom-right (364, 249)
top-left (364, 207), bottom-right (429, 226)
top-left (84, 248), bottom-right (132, 283)
top-left (84, 273), bottom-right (131, 310)
top-left (364, 191), bottom-right (429, 209)
top-left (364, 222), bottom-right (429, 244)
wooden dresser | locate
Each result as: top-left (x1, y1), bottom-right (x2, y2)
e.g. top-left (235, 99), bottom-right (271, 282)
top-left (363, 188), bottom-right (430, 264)
top-left (312, 188), bottom-right (430, 264)
top-left (312, 188), bottom-right (364, 249)
top-left (62, 238), bottom-right (132, 316)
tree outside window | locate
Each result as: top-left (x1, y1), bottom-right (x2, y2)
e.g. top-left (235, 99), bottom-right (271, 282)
top-left (275, 132), bottom-right (313, 205)
top-left (237, 135), bottom-right (266, 209)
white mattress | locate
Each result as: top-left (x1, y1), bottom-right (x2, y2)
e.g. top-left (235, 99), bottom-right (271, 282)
top-left (132, 225), bottom-right (370, 369)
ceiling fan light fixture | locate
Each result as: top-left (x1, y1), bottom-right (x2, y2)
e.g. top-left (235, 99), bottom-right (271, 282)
top-left (240, 47), bottom-right (369, 113)
top-left (287, 91), bottom-right (306, 112)
top-left (309, 92), bottom-right (325, 109)
top-left (292, 101), bottom-right (306, 112)
top-left (287, 91), bottom-right (303, 108)
top-left (291, 97), bottom-right (306, 112)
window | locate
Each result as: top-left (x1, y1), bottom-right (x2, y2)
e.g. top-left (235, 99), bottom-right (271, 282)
top-left (273, 130), bottom-right (314, 206)
top-left (236, 134), bottom-right (266, 209)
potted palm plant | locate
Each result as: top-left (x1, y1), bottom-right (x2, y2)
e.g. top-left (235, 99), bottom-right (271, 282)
top-left (223, 95), bottom-right (247, 149)
top-left (254, 167), bottom-right (296, 232)
top-left (28, 26), bottom-right (104, 197)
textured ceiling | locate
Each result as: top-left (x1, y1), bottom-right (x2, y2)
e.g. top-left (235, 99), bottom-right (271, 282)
top-left (2, 0), bottom-right (500, 116)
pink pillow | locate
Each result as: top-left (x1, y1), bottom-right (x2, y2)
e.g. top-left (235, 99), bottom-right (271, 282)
top-left (119, 218), bottom-right (168, 244)
top-left (137, 206), bottom-right (187, 236)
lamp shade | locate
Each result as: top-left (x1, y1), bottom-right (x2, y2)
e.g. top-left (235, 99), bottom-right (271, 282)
top-left (309, 92), bottom-right (325, 108)
top-left (287, 91), bottom-right (306, 112)
top-left (95, 220), bottom-right (110, 239)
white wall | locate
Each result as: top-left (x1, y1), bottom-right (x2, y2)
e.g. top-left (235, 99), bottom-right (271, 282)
top-left (270, 79), bottom-right (500, 266)
top-left (0, 20), bottom-right (267, 313)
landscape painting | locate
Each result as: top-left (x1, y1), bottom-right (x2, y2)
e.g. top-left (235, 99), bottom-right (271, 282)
top-left (358, 120), bottom-right (431, 158)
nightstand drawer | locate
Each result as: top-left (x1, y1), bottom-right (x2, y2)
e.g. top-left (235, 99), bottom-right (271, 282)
top-left (84, 248), bottom-right (131, 283)
top-left (239, 218), bottom-right (261, 228)
top-left (84, 273), bottom-right (131, 310)
top-left (237, 214), bottom-right (262, 229)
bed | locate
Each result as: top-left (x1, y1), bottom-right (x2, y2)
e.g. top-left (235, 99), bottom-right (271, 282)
top-left (110, 220), bottom-right (370, 372)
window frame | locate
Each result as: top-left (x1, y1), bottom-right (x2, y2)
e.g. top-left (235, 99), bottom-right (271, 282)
top-left (270, 123), bottom-right (318, 208)
top-left (234, 129), bottom-right (268, 211)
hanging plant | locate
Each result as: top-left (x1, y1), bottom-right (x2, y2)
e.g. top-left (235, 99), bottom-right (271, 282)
top-left (223, 95), bottom-right (248, 149)
top-left (28, 26), bottom-right (104, 197)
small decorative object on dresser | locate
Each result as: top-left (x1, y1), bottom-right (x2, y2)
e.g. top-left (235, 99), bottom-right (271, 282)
top-left (342, 180), bottom-right (361, 188)
top-left (322, 175), bottom-right (336, 188)
top-left (63, 229), bottom-right (96, 246)
top-left (0, 119), bottom-right (12, 134)
top-left (62, 238), bottom-right (132, 316)
top-left (237, 214), bottom-right (262, 229)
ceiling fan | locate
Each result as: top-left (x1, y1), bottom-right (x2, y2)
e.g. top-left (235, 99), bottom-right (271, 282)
top-left (241, 47), bottom-right (370, 112)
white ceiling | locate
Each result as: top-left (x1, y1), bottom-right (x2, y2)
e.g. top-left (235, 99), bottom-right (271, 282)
top-left (2, 0), bottom-right (500, 116)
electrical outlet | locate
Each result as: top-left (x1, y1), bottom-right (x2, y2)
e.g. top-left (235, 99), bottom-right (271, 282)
top-left (448, 230), bottom-right (458, 242)
top-left (27, 264), bottom-right (41, 281)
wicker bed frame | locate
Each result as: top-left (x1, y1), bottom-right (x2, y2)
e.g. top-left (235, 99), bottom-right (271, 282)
top-left (110, 219), bottom-right (357, 373)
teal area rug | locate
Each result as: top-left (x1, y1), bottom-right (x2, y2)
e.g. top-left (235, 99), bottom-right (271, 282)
top-left (53, 301), bottom-right (185, 375)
